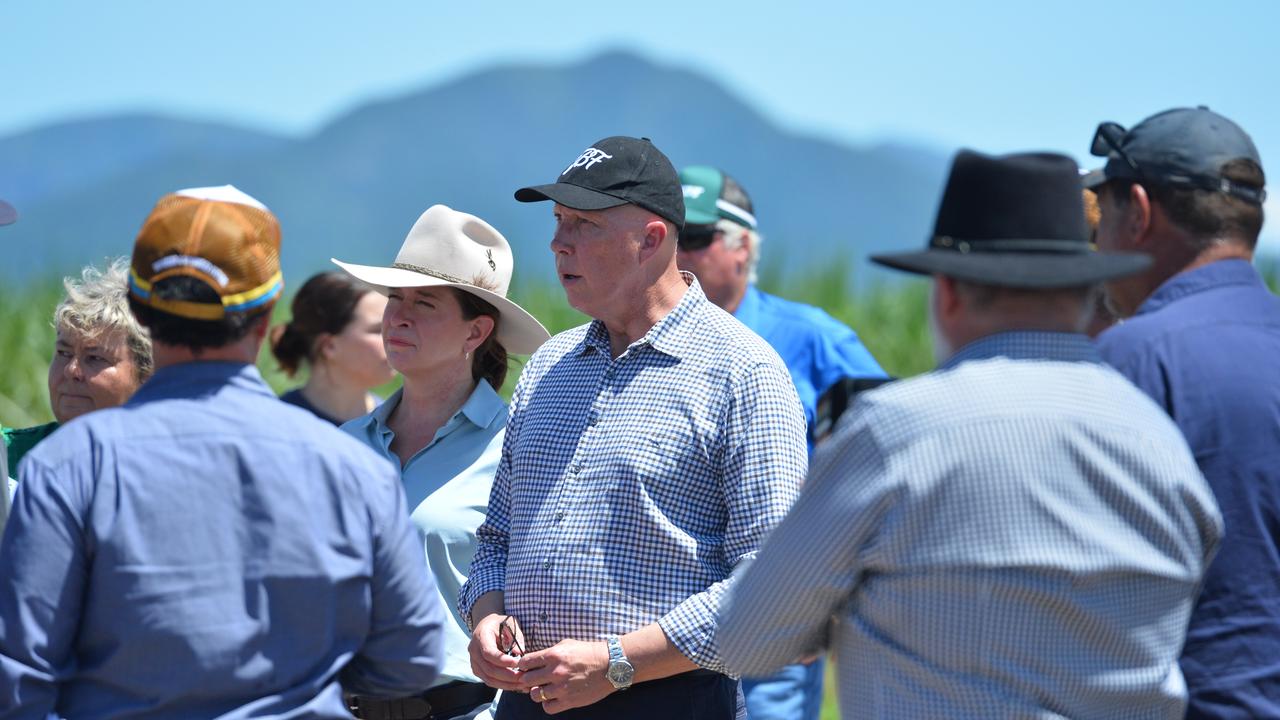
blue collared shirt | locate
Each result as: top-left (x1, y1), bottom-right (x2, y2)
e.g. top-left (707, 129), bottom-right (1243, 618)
top-left (344, 381), bottom-right (506, 687)
top-left (734, 285), bottom-right (885, 449)
top-left (722, 331), bottom-right (1222, 718)
top-left (1098, 259), bottom-right (1280, 718)
top-left (0, 362), bottom-right (446, 720)
top-left (459, 276), bottom-right (807, 673)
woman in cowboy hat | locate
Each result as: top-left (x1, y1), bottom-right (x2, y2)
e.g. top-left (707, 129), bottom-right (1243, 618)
top-left (334, 205), bottom-right (550, 720)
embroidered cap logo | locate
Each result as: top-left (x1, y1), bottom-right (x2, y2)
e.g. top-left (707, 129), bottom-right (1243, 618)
top-left (563, 147), bottom-right (613, 176)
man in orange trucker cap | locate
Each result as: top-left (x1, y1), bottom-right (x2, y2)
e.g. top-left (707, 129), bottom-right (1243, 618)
top-left (0, 185), bottom-right (447, 719)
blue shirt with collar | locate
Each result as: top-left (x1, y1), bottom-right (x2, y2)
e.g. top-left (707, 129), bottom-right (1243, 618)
top-left (1098, 259), bottom-right (1280, 719)
top-left (734, 285), bottom-right (885, 449)
top-left (343, 380), bottom-right (506, 688)
top-left (0, 362), bottom-right (446, 720)
top-left (460, 276), bottom-right (807, 675)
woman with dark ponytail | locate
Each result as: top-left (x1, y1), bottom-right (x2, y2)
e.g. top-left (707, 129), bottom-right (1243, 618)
top-left (334, 205), bottom-right (550, 720)
top-left (270, 272), bottom-right (395, 424)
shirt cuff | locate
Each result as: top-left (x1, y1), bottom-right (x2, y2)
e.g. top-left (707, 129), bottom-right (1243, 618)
top-left (457, 564), bottom-right (506, 630)
top-left (658, 591), bottom-right (726, 675)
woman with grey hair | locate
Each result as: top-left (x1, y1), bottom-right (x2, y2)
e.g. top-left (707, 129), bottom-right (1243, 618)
top-left (3, 258), bottom-right (153, 477)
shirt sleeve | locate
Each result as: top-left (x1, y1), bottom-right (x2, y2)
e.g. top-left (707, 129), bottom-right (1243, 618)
top-left (457, 377), bottom-right (523, 625)
top-left (719, 403), bottom-right (900, 678)
top-left (0, 452), bottom-right (93, 717)
top-left (815, 320), bottom-right (887, 393)
top-left (341, 457), bottom-right (448, 697)
top-left (658, 359), bottom-right (808, 673)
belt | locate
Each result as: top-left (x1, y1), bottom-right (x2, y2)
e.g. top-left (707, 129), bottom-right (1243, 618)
top-left (349, 680), bottom-right (497, 720)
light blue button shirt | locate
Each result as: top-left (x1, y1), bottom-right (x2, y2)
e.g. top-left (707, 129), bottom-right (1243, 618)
top-left (344, 380), bottom-right (506, 687)
top-left (721, 332), bottom-right (1223, 719)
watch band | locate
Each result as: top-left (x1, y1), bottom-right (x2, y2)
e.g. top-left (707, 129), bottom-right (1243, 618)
top-left (607, 634), bottom-right (625, 663)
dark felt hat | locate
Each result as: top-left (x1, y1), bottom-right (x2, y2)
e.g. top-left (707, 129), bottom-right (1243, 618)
top-left (872, 150), bottom-right (1151, 288)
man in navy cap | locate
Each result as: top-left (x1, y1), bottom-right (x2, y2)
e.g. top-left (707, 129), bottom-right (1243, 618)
top-left (720, 150), bottom-right (1221, 718)
top-left (1086, 107), bottom-right (1280, 719)
top-left (460, 137), bottom-right (807, 718)
top-left (675, 165), bottom-right (884, 720)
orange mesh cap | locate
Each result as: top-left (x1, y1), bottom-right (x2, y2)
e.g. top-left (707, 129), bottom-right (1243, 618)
top-left (129, 185), bottom-right (284, 321)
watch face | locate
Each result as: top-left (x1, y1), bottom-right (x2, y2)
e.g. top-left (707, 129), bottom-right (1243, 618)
top-left (607, 659), bottom-right (635, 688)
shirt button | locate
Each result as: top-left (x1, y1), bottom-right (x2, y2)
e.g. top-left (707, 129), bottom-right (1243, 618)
top-left (539, 612), bottom-right (548, 622)
top-left (543, 560), bottom-right (551, 570)
top-left (555, 511), bottom-right (566, 521)
top-left (587, 416), bottom-right (598, 427)
top-left (570, 463), bottom-right (582, 474)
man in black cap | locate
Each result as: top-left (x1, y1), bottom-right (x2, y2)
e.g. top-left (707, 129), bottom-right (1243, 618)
top-left (459, 137), bottom-right (807, 718)
top-left (719, 150), bottom-right (1222, 718)
top-left (1085, 107), bottom-right (1280, 719)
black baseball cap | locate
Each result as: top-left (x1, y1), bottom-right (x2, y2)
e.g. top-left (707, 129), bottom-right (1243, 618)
top-left (1083, 106), bottom-right (1266, 205)
top-left (0, 199), bottom-right (16, 226)
top-left (515, 136), bottom-right (685, 230)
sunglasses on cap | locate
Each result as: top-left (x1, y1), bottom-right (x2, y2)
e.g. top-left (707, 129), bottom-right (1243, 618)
top-left (1090, 122), bottom-right (1140, 175)
top-left (677, 224), bottom-right (721, 251)
top-left (1089, 121), bottom-right (1266, 204)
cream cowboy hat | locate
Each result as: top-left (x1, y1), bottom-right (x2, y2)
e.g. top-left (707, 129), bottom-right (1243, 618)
top-left (332, 204), bottom-right (551, 354)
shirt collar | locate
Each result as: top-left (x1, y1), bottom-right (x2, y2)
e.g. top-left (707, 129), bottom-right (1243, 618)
top-left (942, 331), bottom-right (1101, 370)
top-left (359, 380), bottom-right (505, 440)
top-left (130, 361), bottom-right (273, 404)
top-left (1137, 258), bottom-right (1265, 315)
top-left (578, 272), bottom-right (708, 361)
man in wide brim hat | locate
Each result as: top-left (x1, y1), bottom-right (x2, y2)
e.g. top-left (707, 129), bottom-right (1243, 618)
top-left (871, 150), bottom-right (1149, 288)
top-left (720, 149), bottom-right (1222, 718)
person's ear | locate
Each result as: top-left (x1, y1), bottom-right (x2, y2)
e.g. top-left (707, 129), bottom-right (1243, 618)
top-left (465, 315), bottom-right (496, 354)
top-left (935, 274), bottom-right (963, 319)
top-left (1128, 183), bottom-right (1154, 247)
top-left (637, 219), bottom-right (669, 263)
top-left (317, 334), bottom-right (336, 359)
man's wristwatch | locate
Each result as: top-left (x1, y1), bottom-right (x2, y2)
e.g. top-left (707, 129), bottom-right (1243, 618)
top-left (604, 635), bottom-right (635, 690)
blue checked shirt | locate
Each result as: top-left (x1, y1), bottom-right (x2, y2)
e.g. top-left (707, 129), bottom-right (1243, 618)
top-left (721, 332), bottom-right (1223, 718)
top-left (459, 276), bottom-right (807, 673)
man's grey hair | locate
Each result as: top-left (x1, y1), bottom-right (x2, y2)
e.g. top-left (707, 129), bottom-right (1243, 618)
top-left (715, 219), bottom-right (763, 284)
top-left (53, 258), bottom-right (154, 381)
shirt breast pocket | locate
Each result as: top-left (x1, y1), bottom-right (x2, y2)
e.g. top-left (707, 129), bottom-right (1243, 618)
top-left (610, 428), bottom-right (719, 532)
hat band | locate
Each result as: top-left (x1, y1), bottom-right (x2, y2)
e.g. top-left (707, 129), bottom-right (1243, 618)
top-left (392, 262), bottom-right (470, 285)
top-left (716, 199), bottom-right (757, 229)
top-left (130, 268), bottom-right (283, 320)
top-left (931, 237), bottom-right (1087, 254)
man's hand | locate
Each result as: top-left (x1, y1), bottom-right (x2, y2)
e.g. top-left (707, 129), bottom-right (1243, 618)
top-left (516, 639), bottom-right (614, 714)
top-left (468, 613), bottom-right (526, 692)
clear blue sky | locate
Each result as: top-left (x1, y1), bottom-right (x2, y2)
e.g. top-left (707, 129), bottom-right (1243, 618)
top-left (6, 0), bottom-right (1280, 250)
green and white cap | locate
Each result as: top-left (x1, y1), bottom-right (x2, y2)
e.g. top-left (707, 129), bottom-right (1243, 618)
top-left (679, 166), bottom-right (757, 229)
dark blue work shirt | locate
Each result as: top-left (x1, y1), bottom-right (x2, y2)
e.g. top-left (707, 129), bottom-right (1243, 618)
top-left (1098, 259), bottom-right (1280, 720)
top-left (0, 362), bottom-right (446, 719)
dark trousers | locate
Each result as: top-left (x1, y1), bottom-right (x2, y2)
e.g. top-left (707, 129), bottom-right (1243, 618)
top-left (496, 670), bottom-right (737, 720)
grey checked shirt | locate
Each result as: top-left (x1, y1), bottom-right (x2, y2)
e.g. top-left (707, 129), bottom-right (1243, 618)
top-left (721, 331), bottom-right (1222, 718)
top-left (459, 276), bottom-right (807, 673)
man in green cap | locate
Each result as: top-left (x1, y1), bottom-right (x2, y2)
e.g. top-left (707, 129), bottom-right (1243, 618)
top-left (676, 166), bottom-right (886, 720)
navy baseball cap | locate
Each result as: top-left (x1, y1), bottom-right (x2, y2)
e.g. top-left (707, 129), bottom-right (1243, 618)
top-left (1083, 106), bottom-right (1266, 205)
top-left (515, 136), bottom-right (685, 230)
top-left (0, 199), bottom-right (16, 226)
